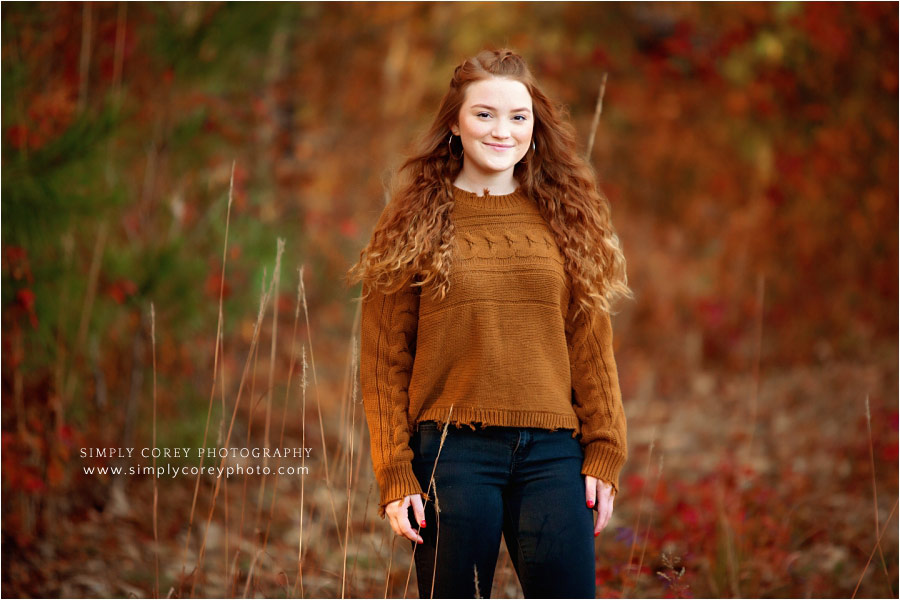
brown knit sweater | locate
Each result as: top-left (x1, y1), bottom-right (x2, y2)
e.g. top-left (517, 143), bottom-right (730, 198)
top-left (360, 185), bottom-right (627, 519)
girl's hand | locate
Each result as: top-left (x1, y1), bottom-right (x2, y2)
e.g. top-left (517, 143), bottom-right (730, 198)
top-left (385, 494), bottom-right (426, 544)
top-left (584, 476), bottom-right (615, 537)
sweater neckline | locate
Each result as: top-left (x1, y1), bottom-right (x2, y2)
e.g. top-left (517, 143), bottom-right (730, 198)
top-left (452, 184), bottom-right (529, 208)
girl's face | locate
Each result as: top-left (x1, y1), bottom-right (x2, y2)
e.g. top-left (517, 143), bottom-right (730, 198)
top-left (451, 77), bottom-right (534, 180)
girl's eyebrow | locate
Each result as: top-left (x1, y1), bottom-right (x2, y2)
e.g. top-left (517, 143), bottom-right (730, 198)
top-left (471, 103), bottom-right (532, 114)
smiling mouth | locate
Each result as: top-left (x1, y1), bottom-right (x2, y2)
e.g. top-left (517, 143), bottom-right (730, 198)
top-left (484, 143), bottom-right (514, 149)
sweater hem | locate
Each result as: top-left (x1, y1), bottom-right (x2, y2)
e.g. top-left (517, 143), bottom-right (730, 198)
top-left (413, 406), bottom-right (581, 435)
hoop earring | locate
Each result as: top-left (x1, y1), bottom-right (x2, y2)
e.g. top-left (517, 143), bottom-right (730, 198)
top-left (518, 139), bottom-right (537, 164)
top-left (448, 133), bottom-right (464, 160)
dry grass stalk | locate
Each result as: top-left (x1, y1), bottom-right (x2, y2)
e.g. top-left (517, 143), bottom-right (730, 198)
top-left (179, 160), bottom-right (235, 597)
top-left (853, 498), bottom-right (898, 598)
top-left (351, 482), bottom-right (379, 588)
top-left (635, 453), bottom-right (664, 595)
top-left (53, 231), bottom-right (74, 440)
top-left (111, 2), bottom-right (126, 93)
top-left (244, 240), bottom-right (292, 597)
top-left (341, 336), bottom-right (361, 598)
top-left (716, 474), bottom-right (741, 598)
top-left (150, 302), bottom-right (160, 599)
top-left (403, 409), bottom-right (453, 598)
top-left (252, 239), bottom-right (286, 571)
top-left (76, 1), bottom-right (92, 112)
top-left (585, 72), bottom-right (608, 160)
top-left (227, 549), bottom-right (242, 598)
top-left (348, 353), bottom-right (374, 590)
top-left (247, 269), bottom-right (265, 549)
top-left (67, 217), bottom-right (108, 401)
top-left (622, 429), bottom-right (656, 596)
top-left (863, 394), bottom-right (894, 596)
top-left (242, 548), bottom-right (265, 598)
top-left (247, 270), bottom-right (276, 553)
top-left (190, 260), bottom-right (276, 598)
top-left (230, 347), bottom-right (256, 598)
top-left (299, 264), bottom-right (346, 552)
top-left (656, 552), bottom-right (689, 597)
top-left (335, 296), bottom-right (368, 594)
top-left (745, 271), bottom-right (765, 459)
top-left (261, 254), bottom-right (304, 564)
top-left (429, 480), bottom-right (440, 599)
top-left (384, 535), bottom-right (396, 599)
top-left (291, 344), bottom-right (310, 598)
top-left (232, 271), bottom-right (279, 596)
top-left (338, 295), bottom-right (364, 457)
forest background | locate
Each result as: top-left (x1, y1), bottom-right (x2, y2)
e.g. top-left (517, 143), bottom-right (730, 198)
top-left (2, 2), bottom-right (897, 598)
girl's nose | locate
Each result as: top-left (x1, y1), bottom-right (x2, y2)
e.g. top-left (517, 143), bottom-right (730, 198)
top-left (492, 124), bottom-right (510, 138)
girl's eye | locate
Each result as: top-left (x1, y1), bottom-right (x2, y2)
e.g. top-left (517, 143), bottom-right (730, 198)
top-left (475, 112), bottom-right (527, 121)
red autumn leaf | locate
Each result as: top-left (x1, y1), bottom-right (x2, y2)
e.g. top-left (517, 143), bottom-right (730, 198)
top-left (27, 129), bottom-right (47, 151)
top-left (252, 96), bottom-right (266, 116)
top-left (4, 245), bottom-right (35, 283)
top-left (107, 279), bottom-right (138, 304)
top-left (46, 458), bottom-right (64, 487)
top-left (23, 472), bottom-right (45, 494)
top-left (277, 292), bottom-right (294, 314)
top-left (203, 115), bottom-right (221, 134)
top-left (6, 125), bottom-right (29, 149)
top-left (59, 424), bottom-right (75, 445)
top-left (1, 431), bottom-right (17, 452)
top-left (204, 270), bottom-right (232, 300)
top-left (675, 500), bottom-right (701, 527)
top-left (663, 21), bottom-right (695, 59)
top-left (99, 56), bottom-right (117, 82)
top-left (590, 46), bottom-right (613, 68)
top-left (339, 218), bottom-right (359, 238)
top-left (107, 284), bottom-right (126, 304)
top-left (4, 245), bottom-right (27, 262)
top-left (16, 288), bottom-right (39, 328)
top-left (624, 473), bottom-right (646, 493)
top-left (881, 442), bottom-right (898, 463)
top-left (696, 296), bottom-right (726, 328)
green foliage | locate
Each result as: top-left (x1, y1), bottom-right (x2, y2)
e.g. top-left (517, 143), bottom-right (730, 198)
top-left (145, 2), bottom-right (307, 90)
top-left (2, 102), bottom-right (126, 248)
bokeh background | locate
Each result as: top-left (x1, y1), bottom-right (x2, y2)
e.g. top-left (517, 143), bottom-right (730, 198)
top-left (2, 2), bottom-right (897, 598)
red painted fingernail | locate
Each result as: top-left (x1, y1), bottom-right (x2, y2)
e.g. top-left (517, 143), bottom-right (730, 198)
top-left (420, 520), bottom-right (427, 528)
top-left (594, 531), bottom-right (600, 537)
top-left (417, 538), bottom-right (423, 544)
top-left (587, 500), bottom-right (594, 508)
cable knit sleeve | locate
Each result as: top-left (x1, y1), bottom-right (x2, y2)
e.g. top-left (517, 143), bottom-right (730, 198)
top-left (360, 275), bottom-right (423, 519)
top-left (565, 300), bottom-right (628, 497)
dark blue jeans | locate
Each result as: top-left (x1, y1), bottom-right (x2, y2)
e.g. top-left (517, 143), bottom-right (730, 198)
top-left (408, 421), bottom-right (596, 599)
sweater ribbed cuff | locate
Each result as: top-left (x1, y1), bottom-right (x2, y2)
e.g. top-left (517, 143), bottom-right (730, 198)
top-left (581, 442), bottom-right (627, 497)
top-left (375, 462), bottom-right (424, 520)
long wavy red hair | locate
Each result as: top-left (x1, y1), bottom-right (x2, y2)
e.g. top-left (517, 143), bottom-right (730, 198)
top-left (346, 48), bottom-right (633, 326)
